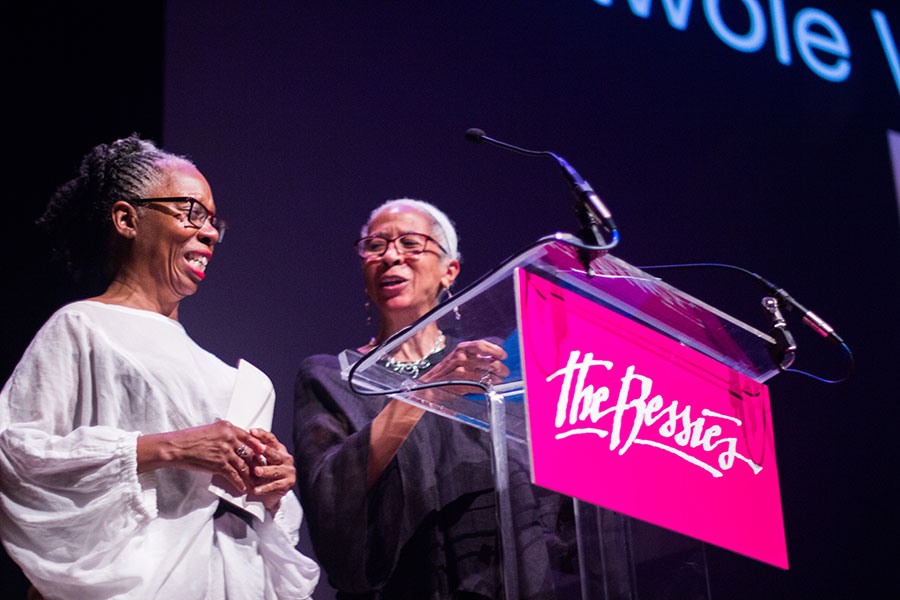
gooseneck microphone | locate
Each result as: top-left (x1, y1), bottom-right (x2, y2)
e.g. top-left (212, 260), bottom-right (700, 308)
top-left (636, 260), bottom-right (851, 381)
top-left (465, 128), bottom-right (618, 248)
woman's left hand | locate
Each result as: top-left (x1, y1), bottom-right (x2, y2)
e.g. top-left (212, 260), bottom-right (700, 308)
top-left (245, 428), bottom-right (296, 514)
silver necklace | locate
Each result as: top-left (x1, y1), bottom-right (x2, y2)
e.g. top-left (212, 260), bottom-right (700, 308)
top-left (383, 333), bottom-right (446, 378)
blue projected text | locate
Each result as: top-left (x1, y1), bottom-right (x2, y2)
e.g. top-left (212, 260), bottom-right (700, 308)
top-left (592, 0), bottom-right (900, 96)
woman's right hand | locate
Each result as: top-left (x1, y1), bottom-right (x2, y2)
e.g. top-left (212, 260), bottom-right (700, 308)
top-left (137, 421), bottom-right (257, 494)
top-left (418, 339), bottom-right (510, 392)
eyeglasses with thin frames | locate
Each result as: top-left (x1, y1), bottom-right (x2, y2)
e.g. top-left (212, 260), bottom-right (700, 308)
top-left (355, 233), bottom-right (446, 258)
top-left (131, 196), bottom-right (227, 242)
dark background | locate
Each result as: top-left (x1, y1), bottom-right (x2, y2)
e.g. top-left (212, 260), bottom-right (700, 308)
top-left (3, 1), bottom-right (899, 598)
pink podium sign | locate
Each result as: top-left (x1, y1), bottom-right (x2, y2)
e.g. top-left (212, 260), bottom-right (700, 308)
top-left (515, 268), bottom-right (788, 569)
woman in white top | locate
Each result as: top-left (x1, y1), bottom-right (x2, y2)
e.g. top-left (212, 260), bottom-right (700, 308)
top-left (0, 135), bottom-right (318, 599)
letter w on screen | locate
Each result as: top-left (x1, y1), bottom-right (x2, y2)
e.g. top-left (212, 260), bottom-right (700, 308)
top-left (515, 269), bottom-right (788, 569)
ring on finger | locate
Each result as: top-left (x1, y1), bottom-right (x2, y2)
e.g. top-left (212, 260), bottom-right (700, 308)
top-left (236, 443), bottom-right (249, 459)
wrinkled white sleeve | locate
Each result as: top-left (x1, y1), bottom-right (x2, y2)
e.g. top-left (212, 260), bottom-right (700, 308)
top-left (0, 311), bottom-right (158, 595)
top-left (256, 492), bottom-right (320, 599)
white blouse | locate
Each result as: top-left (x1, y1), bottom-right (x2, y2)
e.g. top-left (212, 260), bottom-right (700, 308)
top-left (0, 301), bottom-right (319, 599)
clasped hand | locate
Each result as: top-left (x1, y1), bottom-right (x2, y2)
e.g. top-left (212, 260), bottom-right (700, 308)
top-left (140, 421), bottom-right (295, 514)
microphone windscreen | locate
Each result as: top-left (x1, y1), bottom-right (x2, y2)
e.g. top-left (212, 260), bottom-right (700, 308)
top-left (465, 128), bottom-right (485, 143)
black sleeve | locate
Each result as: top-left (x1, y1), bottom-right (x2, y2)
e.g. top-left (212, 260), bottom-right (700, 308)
top-left (292, 355), bottom-right (430, 593)
top-left (292, 353), bottom-right (564, 598)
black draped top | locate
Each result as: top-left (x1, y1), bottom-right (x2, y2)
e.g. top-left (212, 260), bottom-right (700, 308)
top-left (293, 349), bottom-right (573, 599)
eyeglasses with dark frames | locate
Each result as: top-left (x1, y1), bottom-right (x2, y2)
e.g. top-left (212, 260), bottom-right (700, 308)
top-left (355, 233), bottom-right (446, 258)
top-left (131, 196), bottom-right (227, 242)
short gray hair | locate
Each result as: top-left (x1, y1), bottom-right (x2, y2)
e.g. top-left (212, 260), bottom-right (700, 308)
top-left (361, 198), bottom-right (459, 262)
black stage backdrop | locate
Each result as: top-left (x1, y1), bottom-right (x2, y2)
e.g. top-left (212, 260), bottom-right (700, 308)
top-left (4, 1), bottom-right (899, 598)
top-left (2, 2), bottom-right (166, 596)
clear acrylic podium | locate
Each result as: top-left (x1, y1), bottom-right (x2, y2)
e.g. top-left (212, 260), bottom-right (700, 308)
top-left (343, 234), bottom-right (781, 600)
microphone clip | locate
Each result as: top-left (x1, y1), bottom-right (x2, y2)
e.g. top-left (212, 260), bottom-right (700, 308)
top-left (762, 296), bottom-right (797, 371)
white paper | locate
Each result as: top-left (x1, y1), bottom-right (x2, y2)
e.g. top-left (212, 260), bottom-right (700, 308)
top-left (208, 359), bottom-right (276, 521)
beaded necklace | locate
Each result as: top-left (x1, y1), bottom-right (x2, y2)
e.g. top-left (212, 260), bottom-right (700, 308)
top-left (380, 333), bottom-right (446, 378)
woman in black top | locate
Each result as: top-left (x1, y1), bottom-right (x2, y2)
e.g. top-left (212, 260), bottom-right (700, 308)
top-left (293, 199), bottom-right (570, 599)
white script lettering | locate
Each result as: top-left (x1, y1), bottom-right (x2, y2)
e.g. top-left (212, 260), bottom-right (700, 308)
top-left (546, 350), bottom-right (762, 477)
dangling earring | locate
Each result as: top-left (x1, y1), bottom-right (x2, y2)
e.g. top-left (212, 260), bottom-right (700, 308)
top-left (445, 288), bottom-right (461, 321)
top-left (365, 299), bottom-right (373, 326)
